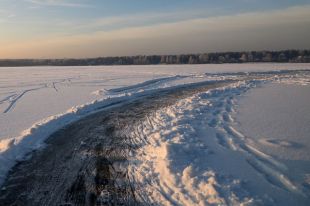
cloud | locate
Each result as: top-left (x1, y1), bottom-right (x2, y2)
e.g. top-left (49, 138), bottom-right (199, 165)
top-left (0, 9), bottom-right (16, 23)
top-left (65, 9), bottom-right (217, 33)
top-left (24, 0), bottom-right (90, 8)
top-left (7, 14), bottom-right (16, 18)
top-left (1, 5), bottom-right (310, 58)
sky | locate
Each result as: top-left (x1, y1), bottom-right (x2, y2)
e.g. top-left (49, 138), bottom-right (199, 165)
top-left (0, 0), bottom-right (310, 58)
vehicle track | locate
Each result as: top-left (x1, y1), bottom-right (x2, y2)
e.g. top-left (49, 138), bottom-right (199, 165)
top-left (0, 80), bottom-right (236, 206)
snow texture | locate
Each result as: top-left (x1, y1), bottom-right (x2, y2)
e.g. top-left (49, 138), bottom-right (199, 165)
top-left (128, 76), bottom-right (310, 205)
top-left (0, 64), bottom-right (310, 205)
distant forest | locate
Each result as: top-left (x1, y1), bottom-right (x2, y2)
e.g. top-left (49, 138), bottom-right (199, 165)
top-left (0, 50), bottom-right (309, 67)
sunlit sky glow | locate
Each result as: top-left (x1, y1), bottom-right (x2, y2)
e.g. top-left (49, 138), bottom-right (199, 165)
top-left (0, 0), bottom-right (310, 58)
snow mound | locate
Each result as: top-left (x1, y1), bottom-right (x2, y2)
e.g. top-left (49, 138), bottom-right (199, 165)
top-left (128, 71), bottom-right (310, 205)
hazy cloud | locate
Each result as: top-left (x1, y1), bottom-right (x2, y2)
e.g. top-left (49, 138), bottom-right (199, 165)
top-left (66, 9), bottom-right (219, 33)
top-left (1, 5), bottom-right (310, 58)
top-left (24, 0), bottom-right (90, 8)
top-left (0, 9), bottom-right (16, 23)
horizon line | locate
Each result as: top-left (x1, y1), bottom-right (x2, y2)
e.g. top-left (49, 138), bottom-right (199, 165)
top-left (0, 49), bottom-right (309, 60)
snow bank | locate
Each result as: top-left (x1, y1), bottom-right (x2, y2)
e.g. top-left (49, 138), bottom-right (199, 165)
top-left (129, 81), bottom-right (257, 205)
top-left (128, 70), bottom-right (310, 205)
top-left (0, 72), bottom-right (239, 185)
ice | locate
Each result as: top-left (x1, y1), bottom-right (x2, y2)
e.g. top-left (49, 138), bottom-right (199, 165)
top-left (0, 64), bottom-right (310, 204)
top-left (1, 64), bottom-right (306, 142)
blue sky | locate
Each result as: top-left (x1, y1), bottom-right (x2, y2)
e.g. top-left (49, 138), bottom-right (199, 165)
top-left (0, 0), bottom-right (310, 58)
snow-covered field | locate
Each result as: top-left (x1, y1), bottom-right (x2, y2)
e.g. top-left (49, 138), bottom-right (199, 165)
top-left (0, 64), bottom-right (310, 205)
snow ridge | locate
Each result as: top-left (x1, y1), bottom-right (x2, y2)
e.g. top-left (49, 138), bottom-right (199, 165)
top-left (128, 74), bottom-right (310, 205)
top-left (128, 81), bottom-right (256, 205)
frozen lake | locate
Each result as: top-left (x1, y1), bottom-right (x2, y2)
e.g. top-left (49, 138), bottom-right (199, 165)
top-left (235, 83), bottom-right (310, 202)
top-left (236, 83), bottom-right (310, 161)
top-left (1, 64), bottom-right (309, 142)
top-left (0, 64), bottom-right (310, 205)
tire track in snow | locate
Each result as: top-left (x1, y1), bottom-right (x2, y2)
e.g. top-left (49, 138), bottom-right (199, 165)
top-left (0, 94), bottom-right (17, 105)
top-left (1, 70), bottom-right (308, 205)
top-left (108, 75), bottom-right (187, 93)
top-left (3, 87), bottom-right (44, 114)
top-left (2, 78), bottom-right (74, 113)
top-left (0, 80), bottom-right (234, 206)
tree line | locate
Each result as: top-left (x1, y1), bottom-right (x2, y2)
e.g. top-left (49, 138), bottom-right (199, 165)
top-left (0, 50), bottom-right (309, 67)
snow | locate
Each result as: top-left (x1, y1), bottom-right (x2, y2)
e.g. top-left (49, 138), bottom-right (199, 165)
top-left (1, 64), bottom-right (306, 143)
top-left (234, 82), bottom-right (310, 204)
top-left (128, 82), bottom-right (257, 205)
top-left (0, 63), bottom-right (310, 204)
top-left (235, 83), bottom-right (310, 161)
top-left (127, 70), bottom-right (310, 205)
